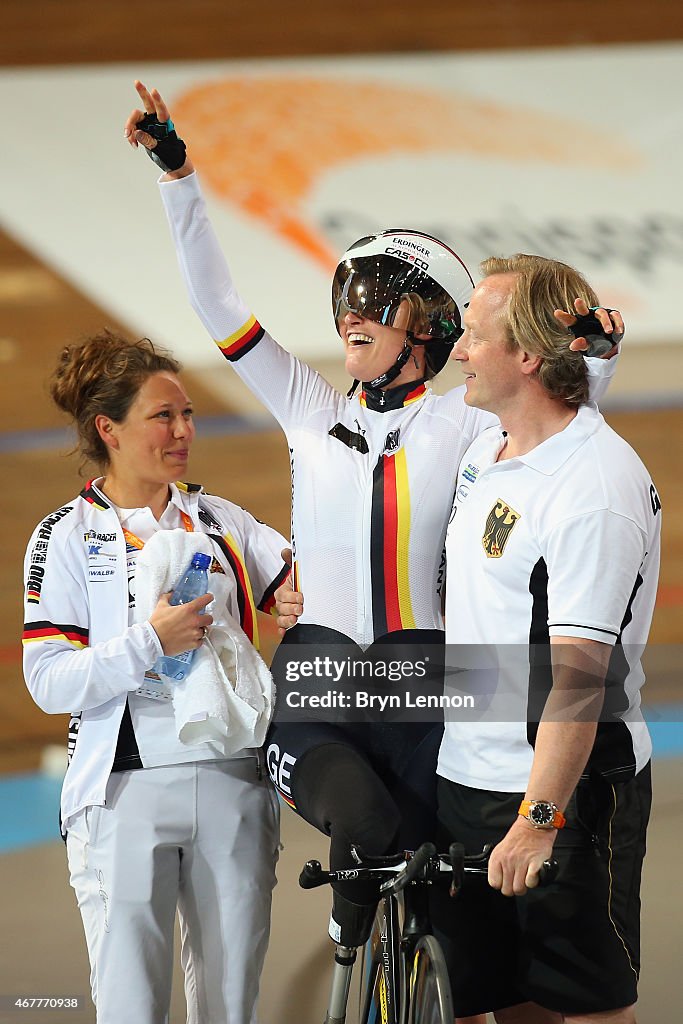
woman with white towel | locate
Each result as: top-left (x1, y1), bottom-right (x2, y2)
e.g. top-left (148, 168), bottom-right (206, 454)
top-left (22, 330), bottom-right (288, 1024)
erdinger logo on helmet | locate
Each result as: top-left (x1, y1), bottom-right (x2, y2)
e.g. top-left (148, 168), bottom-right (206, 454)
top-left (385, 245), bottom-right (429, 272)
top-left (388, 236), bottom-right (431, 256)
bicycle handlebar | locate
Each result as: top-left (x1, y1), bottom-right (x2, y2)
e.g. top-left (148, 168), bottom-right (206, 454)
top-left (448, 841), bottom-right (558, 893)
top-left (380, 841), bottom-right (435, 895)
top-left (298, 842), bottom-right (436, 891)
top-left (299, 841), bottom-right (558, 893)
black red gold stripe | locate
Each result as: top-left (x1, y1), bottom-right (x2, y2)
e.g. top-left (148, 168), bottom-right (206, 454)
top-left (370, 450), bottom-right (415, 637)
top-left (259, 563), bottom-right (291, 616)
top-left (359, 381), bottom-right (426, 411)
top-left (23, 621), bottom-right (89, 649)
top-left (210, 532), bottom-right (259, 648)
top-left (215, 315), bottom-right (265, 362)
top-left (80, 481), bottom-right (109, 510)
top-left (403, 382), bottom-right (427, 406)
top-left (274, 784), bottom-right (297, 810)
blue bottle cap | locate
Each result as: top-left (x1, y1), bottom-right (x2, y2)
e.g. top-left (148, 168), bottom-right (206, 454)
top-left (191, 552), bottom-right (212, 570)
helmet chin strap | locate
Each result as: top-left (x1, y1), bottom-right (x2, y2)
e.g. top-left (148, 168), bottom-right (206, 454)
top-left (346, 333), bottom-right (417, 398)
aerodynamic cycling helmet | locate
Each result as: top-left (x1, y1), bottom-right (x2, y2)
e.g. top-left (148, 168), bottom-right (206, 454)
top-left (332, 229), bottom-right (474, 390)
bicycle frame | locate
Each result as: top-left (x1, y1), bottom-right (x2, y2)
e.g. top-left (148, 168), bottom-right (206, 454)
top-left (360, 883), bottom-right (435, 1024)
top-left (302, 844), bottom-right (447, 1024)
top-left (359, 891), bottom-right (401, 1024)
top-left (301, 842), bottom-right (558, 1024)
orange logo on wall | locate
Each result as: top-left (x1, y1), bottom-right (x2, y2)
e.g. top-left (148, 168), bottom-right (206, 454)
top-left (174, 77), bottom-right (640, 271)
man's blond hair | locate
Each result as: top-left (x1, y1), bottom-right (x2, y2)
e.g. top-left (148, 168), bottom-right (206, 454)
top-left (481, 254), bottom-right (600, 407)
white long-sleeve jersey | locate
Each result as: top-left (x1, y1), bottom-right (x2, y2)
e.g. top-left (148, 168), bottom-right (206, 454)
top-left (23, 479), bottom-right (288, 829)
top-left (160, 173), bottom-right (616, 647)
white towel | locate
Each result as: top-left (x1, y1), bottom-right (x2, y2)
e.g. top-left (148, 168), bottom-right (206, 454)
top-left (134, 529), bottom-right (275, 755)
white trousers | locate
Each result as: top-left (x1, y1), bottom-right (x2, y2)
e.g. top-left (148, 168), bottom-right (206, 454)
top-left (66, 760), bottom-right (280, 1024)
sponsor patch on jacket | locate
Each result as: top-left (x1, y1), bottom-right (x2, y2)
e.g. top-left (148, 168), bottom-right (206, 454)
top-left (84, 529), bottom-right (117, 579)
top-left (26, 505), bottom-right (74, 603)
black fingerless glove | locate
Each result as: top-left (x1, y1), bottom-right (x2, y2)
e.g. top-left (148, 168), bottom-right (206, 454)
top-left (568, 307), bottom-right (624, 357)
top-left (136, 113), bottom-right (187, 173)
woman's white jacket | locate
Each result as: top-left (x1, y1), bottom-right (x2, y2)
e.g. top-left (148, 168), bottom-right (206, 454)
top-left (22, 480), bottom-right (287, 830)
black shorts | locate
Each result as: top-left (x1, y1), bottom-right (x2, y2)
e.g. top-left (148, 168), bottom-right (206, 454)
top-left (266, 717), bottom-right (443, 849)
top-left (430, 765), bottom-right (651, 1017)
top-left (266, 623), bottom-right (444, 910)
top-left (267, 622), bottom-right (444, 847)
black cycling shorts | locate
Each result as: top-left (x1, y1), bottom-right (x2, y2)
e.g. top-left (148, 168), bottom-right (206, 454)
top-left (266, 624), bottom-right (444, 891)
top-left (430, 764), bottom-right (651, 1018)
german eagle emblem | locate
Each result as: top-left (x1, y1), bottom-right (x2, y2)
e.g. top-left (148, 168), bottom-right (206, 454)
top-left (482, 499), bottom-right (520, 558)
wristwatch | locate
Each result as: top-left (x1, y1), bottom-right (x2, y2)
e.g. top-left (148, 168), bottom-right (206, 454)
top-left (518, 799), bottom-right (566, 830)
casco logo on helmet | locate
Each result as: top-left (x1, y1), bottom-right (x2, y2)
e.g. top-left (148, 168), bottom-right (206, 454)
top-left (385, 247), bottom-right (430, 272)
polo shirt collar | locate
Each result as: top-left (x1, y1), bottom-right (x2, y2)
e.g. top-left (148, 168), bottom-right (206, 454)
top-left (511, 403), bottom-right (603, 476)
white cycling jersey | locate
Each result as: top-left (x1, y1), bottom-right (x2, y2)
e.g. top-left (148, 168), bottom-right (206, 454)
top-left (159, 172), bottom-right (617, 647)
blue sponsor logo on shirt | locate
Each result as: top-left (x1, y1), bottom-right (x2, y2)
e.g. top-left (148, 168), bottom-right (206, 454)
top-left (463, 464), bottom-right (479, 484)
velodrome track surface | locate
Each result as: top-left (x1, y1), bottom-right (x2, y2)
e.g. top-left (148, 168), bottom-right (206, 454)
top-left (1, 6), bottom-right (682, 1021)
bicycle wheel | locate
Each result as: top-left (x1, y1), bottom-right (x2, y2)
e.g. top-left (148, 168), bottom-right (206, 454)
top-left (406, 935), bottom-right (454, 1024)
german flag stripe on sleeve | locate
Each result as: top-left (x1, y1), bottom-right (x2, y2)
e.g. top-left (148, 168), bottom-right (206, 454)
top-left (215, 315), bottom-right (265, 362)
top-left (210, 533), bottom-right (260, 649)
top-left (22, 621), bottom-right (89, 648)
top-left (370, 450), bottom-right (416, 637)
top-left (259, 563), bottom-right (291, 616)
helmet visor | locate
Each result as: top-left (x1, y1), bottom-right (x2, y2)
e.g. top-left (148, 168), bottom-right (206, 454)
top-left (332, 253), bottom-right (463, 342)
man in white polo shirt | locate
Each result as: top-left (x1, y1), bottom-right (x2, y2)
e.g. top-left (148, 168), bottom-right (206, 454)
top-left (433, 255), bottom-right (661, 1024)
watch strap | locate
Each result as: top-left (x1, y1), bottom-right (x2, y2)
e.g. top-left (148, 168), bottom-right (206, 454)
top-left (518, 799), bottom-right (566, 829)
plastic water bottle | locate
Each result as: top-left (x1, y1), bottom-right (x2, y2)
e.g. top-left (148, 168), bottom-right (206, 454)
top-left (153, 552), bottom-right (212, 682)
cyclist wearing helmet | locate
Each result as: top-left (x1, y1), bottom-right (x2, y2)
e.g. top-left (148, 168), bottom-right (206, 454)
top-left (124, 81), bottom-right (621, 951)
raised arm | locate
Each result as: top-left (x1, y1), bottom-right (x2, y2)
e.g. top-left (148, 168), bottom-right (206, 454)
top-left (124, 81), bottom-right (195, 182)
top-left (123, 81), bottom-right (339, 432)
